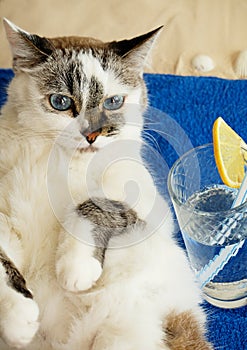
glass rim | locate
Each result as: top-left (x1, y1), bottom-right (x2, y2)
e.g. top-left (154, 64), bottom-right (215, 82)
top-left (167, 143), bottom-right (247, 215)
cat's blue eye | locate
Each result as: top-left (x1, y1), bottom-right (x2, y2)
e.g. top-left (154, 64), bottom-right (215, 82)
top-left (103, 95), bottom-right (125, 111)
top-left (49, 94), bottom-right (72, 111)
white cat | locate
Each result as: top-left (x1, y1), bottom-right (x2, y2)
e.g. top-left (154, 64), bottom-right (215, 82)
top-left (0, 19), bottom-right (213, 350)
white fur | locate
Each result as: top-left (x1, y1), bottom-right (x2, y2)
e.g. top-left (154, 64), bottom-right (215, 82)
top-left (0, 50), bottom-right (208, 350)
top-left (0, 265), bottom-right (39, 349)
top-left (56, 216), bottom-right (102, 292)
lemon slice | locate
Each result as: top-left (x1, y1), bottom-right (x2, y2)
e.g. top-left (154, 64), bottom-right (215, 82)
top-left (213, 117), bottom-right (247, 188)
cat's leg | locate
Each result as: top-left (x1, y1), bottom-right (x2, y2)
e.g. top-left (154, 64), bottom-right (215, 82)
top-left (91, 322), bottom-right (169, 350)
top-left (164, 311), bottom-right (213, 350)
top-left (89, 306), bottom-right (169, 350)
top-left (55, 201), bottom-right (103, 292)
top-left (160, 260), bottom-right (213, 349)
top-left (56, 231), bottom-right (103, 292)
top-left (91, 310), bottom-right (212, 350)
top-left (0, 247), bottom-right (39, 348)
top-left (61, 202), bottom-right (170, 350)
top-left (56, 198), bottom-right (140, 292)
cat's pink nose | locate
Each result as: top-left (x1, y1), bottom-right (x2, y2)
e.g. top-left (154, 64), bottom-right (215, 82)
top-left (84, 130), bottom-right (101, 144)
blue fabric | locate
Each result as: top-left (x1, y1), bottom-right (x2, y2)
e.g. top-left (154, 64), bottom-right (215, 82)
top-left (0, 69), bottom-right (246, 349)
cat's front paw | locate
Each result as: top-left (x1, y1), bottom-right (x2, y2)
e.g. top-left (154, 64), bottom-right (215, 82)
top-left (56, 255), bottom-right (102, 292)
top-left (0, 296), bottom-right (39, 348)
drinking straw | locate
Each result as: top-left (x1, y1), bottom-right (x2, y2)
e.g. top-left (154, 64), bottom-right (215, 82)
top-left (196, 171), bottom-right (247, 288)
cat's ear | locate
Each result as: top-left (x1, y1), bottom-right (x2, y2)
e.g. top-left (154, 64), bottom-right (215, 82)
top-left (109, 26), bottom-right (163, 72)
top-left (3, 18), bottom-right (54, 71)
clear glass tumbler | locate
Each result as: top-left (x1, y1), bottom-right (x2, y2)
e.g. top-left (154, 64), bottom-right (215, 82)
top-left (168, 143), bottom-right (247, 308)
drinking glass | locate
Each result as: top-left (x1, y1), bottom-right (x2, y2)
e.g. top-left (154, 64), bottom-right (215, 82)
top-left (168, 143), bottom-right (247, 308)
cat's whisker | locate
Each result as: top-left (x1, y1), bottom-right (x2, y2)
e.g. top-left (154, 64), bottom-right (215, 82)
top-left (144, 116), bottom-right (162, 124)
top-left (143, 122), bottom-right (162, 129)
top-left (142, 131), bottom-right (162, 154)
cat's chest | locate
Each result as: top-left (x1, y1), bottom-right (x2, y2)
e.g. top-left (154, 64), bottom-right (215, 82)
top-left (43, 147), bottom-right (102, 215)
top-left (67, 151), bottom-right (101, 199)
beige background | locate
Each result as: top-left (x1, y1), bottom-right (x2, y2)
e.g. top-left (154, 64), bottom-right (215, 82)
top-left (1, 0), bottom-right (247, 78)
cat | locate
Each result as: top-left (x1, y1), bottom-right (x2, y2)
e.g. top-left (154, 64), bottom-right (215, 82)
top-left (0, 18), bottom-right (213, 350)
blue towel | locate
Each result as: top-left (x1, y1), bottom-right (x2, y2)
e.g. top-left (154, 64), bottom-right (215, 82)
top-left (0, 69), bottom-right (246, 349)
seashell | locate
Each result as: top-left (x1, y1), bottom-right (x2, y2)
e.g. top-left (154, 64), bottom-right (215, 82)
top-left (234, 50), bottom-right (247, 78)
top-left (191, 54), bottom-right (215, 72)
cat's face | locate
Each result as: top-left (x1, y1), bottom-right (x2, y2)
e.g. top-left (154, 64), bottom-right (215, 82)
top-left (4, 19), bottom-right (161, 152)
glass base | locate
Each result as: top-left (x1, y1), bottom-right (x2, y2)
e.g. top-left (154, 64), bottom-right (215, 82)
top-left (203, 279), bottom-right (247, 309)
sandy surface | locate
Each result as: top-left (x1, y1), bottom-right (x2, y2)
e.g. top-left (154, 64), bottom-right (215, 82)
top-left (1, 0), bottom-right (247, 78)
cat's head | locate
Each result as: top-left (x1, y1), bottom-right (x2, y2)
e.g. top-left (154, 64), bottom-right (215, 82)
top-left (4, 19), bottom-right (162, 152)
